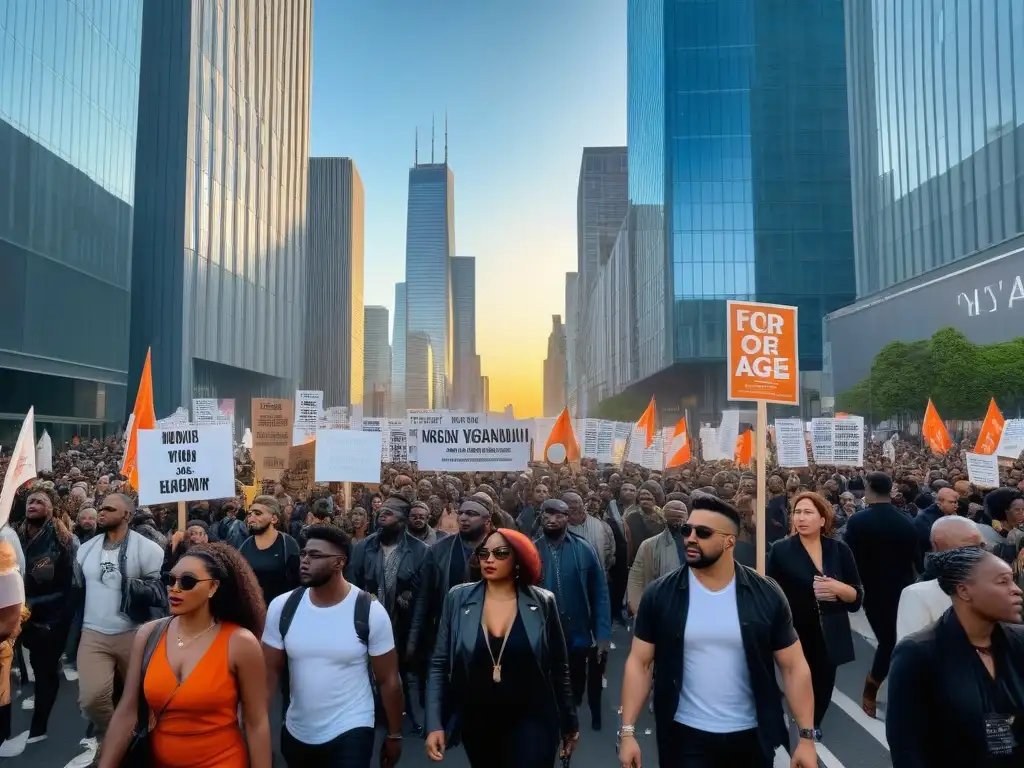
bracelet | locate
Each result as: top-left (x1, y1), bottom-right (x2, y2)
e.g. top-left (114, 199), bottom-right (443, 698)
top-left (386, 733), bottom-right (403, 740)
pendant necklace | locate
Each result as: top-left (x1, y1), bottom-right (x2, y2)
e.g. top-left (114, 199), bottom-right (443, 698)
top-left (484, 616), bottom-right (514, 683)
top-left (176, 620), bottom-right (218, 649)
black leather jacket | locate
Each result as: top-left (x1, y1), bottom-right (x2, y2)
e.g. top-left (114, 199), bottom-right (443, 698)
top-left (425, 581), bottom-right (577, 741)
top-left (21, 519), bottom-right (78, 633)
top-left (347, 530), bottom-right (427, 648)
top-left (408, 533), bottom-right (474, 657)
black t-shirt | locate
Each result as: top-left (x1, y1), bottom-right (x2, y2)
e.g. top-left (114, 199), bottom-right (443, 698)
top-left (239, 533), bottom-right (299, 603)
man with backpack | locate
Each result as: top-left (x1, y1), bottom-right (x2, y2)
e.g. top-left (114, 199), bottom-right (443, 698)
top-left (261, 524), bottom-right (404, 767)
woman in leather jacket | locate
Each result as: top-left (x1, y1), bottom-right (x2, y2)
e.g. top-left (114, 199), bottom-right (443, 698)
top-left (425, 528), bottom-right (579, 767)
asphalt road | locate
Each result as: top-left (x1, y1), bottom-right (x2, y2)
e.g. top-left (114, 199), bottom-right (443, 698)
top-left (5, 621), bottom-right (892, 768)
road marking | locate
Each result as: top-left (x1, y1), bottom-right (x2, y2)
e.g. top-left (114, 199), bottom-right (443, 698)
top-left (817, 740), bottom-right (848, 768)
top-left (831, 688), bottom-right (889, 750)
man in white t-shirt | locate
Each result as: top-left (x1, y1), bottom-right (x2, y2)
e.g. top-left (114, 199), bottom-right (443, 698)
top-left (896, 516), bottom-right (984, 642)
top-left (262, 524), bottom-right (405, 768)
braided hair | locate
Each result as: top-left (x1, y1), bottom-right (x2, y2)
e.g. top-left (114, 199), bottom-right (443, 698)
top-left (926, 546), bottom-right (990, 596)
top-left (182, 543), bottom-right (267, 636)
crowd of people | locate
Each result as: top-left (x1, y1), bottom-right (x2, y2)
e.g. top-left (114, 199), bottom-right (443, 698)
top-left (0, 429), bottom-right (1022, 766)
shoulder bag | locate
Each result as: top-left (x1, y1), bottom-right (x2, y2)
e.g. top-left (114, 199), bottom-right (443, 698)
top-left (120, 617), bottom-right (176, 768)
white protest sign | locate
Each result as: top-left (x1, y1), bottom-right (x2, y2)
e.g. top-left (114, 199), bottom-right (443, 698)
top-left (314, 430), bottom-right (383, 483)
top-left (595, 420), bottom-right (616, 464)
top-left (295, 390), bottom-right (324, 425)
top-left (35, 430), bottom-right (52, 474)
top-left (700, 427), bottom-right (723, 461)
top-left (407, 410), bottom-right (446, 462)
top-left (612, 422), bottom-right (632, 465)
top-left (717, 410), bottom-right (740, 459)
top-left (292, 424), bottom-right (317, 446)
top-left (582, 419), bottom-right (600, 458)
top-left (532, 418), bottom-right (556, 461)
top-left (191, 398), bottom-right (218, 424)
top-left (810, 418), bottom-right (835, 463)
top-left (416, 419), bottom-right (532, 472)
top-left (157, 407), bottom-right (190, 428)
top-left (966, 451), bottom-right (1000, 489)
top-left (774, 418), bottom-right (809, 468)
top-left (996, 419), bottom-right (1024, 460)
top-left (387, 419), bottom-right (408, 463)
top-left (832, 416), bottom-right (865, 466)
top-left (883, 436), bottom-right (896, 463)
top-left (325, 406), bottom-right (349, 429)
top-left (136, 425), bottom-right (235, 505)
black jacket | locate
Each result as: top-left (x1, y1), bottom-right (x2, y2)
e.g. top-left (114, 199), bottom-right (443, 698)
top-left (887, 609), bottom-right (1024, 767)
top-left (347, 530), bottom-right (428, 647)
top-left (409, 534), bottom-right (477, 656)
top-left (633, 562), bottom-right (798, 761)
top-left (842, 502), bottom-right (919, 612)
top-left (425, 581), bottom-right (577, 741)
top-left (911, 504), bottom-right (941, 567)
top-left (21, 520), bottom-right (77, 634)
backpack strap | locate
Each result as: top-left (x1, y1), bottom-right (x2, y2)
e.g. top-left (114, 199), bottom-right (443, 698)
top-left (278, 587), bottom-right (308, 641)
top-left (354, 588), bottom-right (373, 647)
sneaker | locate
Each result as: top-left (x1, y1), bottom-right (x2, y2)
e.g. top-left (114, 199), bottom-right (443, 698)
top-left (64, 665), bottom-right (79, 682)
top-left (27, 734), bottom-right (47, 744)
top-left (63, 741), bottom-right (99, 768)
top-left (0, 731), bottom-right (29, 757)
top-left (21, 695), bottom-right (34, 710)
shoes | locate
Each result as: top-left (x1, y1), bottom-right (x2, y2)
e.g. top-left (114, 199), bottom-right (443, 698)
top-left (21, 695), bottom-right (34, 710)
top-left (862, 675), bottom-right (881, 719)
top-left (0, 731), bottom-right (29, 757)
top-left (64, 739), bottom-right (99, 768)
top-left (27, 734), bottom-right (47, 744)
top-left (591, 715), bottom-right (602, 731)
top-left (64, 664), bottom-right (80, 682)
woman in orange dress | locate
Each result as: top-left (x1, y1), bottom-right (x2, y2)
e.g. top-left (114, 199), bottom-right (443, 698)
top-left (99, 543), bottom-right (271, 768)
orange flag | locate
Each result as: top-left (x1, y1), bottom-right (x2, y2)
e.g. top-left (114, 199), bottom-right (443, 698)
top-left (121, 348), bottom-right (156, 489)
top-left (922, 399), bottom-right (952, 454)
top-left (974, 398), bottom-right (1004, 455)
top-left (635, 397), bottom-right (656, 448)
top-left (543, 407), bottom-right (580, 465)
top-left (735, 429), bottom-right (754, 466)
top-left (666, 418), bottom-right (692, 468)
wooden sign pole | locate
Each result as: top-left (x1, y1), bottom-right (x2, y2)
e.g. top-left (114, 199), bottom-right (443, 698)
top-left (177, 500), bottom-right (187, 533)
top-left (755, 401), bottom-right (768, 575)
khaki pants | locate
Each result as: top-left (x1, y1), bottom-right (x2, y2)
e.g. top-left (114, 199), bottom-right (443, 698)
top-left (77, 629), bottom-right (136, 735)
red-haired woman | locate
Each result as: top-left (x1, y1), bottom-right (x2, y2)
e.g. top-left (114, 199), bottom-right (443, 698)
top-left (425, 528), bottom-right (579, 767)
top-left (767, 491), bottom-right (863, 731)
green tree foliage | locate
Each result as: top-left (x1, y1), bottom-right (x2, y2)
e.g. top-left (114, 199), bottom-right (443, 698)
top-left (837, 327), bottom-right (1024, 421)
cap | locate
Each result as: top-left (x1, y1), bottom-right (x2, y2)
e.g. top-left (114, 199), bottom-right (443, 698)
top-left (541, 499), bottom-right (569, 515)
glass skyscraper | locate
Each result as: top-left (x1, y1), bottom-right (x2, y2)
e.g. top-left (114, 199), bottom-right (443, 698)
top-left (0, 0), bottom-right (143, 438)
top-left (391, 282), bottom-right (407, 417)
top-left (450, 255), bottom-right (479, 411)
top-left (624, 0), bottom-right (855, 417)
top-left (404, 161), bottom-right (454, 410)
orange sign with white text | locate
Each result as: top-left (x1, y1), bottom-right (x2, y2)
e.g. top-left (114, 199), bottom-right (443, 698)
top-left (727, 300), bottom-right (799, 406)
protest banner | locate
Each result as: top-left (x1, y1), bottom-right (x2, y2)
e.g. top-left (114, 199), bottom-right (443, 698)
top-left (136, 425), bottom-right (235, 506)
top-left (417, 419), bottom-right (532, 472)
top-left (251, 398), bottom-right (293, 482)
top-left (966, 451), bottom-right (999, 488)
top-left (283, 441), bottom-right (316, 498)
top-left (315, 430), bottom-right (383, 483)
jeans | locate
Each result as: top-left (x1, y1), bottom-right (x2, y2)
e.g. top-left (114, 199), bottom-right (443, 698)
top-left (568, 646), bottom-right (605, 723)
top-left (658, 721), bottom-right (773, 768)
top-left (281, 725), bottom-right (375, 768)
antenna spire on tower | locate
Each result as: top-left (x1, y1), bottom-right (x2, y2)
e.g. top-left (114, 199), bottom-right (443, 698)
top-left (415, 126), bottom-right (419, 165)
top-left (431, 113), bottom-right (435, 164)
top-left (444, 108), bottom-right (448, 165)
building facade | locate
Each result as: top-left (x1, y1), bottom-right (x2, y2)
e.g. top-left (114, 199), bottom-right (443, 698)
top-left (596, 0), bottom-right (856, 420)
top-left (577, 148), bottom-right (628, 294)
top-left (391, 282), bottom-right (406, 417)
top-left (450, 255), bottom-right (479, 410)
top-left (405, 330), bottom-right (433, 410)
top-left (544, 315), bottom-right (567, 417)
top-left (826, 0), bottom-right (1024, 400)
top-left (404, 160), bottom-right (454, 409)
top-left (0, 0), bottom-right (143, 441)
top-left (303, 157), bottom-right (364, 407)
top-left (363, 305), bottom-right (390, 416)
top-left (129, 0), bottom-right (312, 429)
top-left (564, 271), bottom-right (579, 415)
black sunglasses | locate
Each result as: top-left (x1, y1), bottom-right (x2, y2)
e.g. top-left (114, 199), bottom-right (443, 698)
top-left (679, 523), bottom-right (731, 540)
top-left (477, 547), bottom-right (512, 562)
top-left (163, 573), bottom-right (213, 591)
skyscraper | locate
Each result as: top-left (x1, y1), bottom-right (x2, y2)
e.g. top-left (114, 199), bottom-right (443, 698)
top-left (405, 331), bottom-right (434, 410)
top-left (404, 125), bottom-right (454, 410)
top-left (607, 0), bottom-right (855, 418)
top-left (304, 158), bottom-right (364, 407)
top-left (564, 272), bottom-right (580, 415)
top-left (391, 282), bottom-right (406, 417)
top-left (544, 315), bottom-right (567, 417)
top-left (577, 148), bottom-right (628, 294)
top-left (363, 305), bottom-right (391, 417)
top-left (129, 0), bottom-right (312, 425)
top-left (451, 256), bottom-right (478, 410)
top-left (0, 0), bottom-right (143, 436)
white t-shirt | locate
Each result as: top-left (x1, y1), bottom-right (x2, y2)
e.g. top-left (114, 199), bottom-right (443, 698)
top-left (674, 569), bottom-right (758, 733)
top-left (896, 580), bottom-right (951, 642)
top-left (262, 585), bottom-right (395, 744)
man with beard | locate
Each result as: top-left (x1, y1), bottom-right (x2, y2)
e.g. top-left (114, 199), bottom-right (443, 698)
top-left (239, 496), bottom-right (300, 604)
top-left (347, 496), bottom-right (428, 732)
top-left (627, 499), bottom-right (688, 614)
top-left (407, 501), bottom-right (445, 546)
top-left (407, 495), bottom-right (493, 663)
top-left (619, 495), bottom-right (817, 768)
top-left (262, 525), bottom-right (404, 768)
top-left (535, 498), bottom-right (611, 731)
top-left (515, 482), bottom-right (550, 538)
top-left (74, 506), bottom-right (99, 545)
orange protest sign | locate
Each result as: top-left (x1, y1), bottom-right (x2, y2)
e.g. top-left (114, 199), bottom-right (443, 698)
top-left (726, 300), bottom-right (799, 405)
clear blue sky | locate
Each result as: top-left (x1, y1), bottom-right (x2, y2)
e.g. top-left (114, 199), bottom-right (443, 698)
top-left (310, 0), bottom-right (626, 417)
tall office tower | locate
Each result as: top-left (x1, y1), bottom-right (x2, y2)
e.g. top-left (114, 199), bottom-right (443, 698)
top-left (564, 272), bottom-right (580, 415)
top-left (480, 375), bottom-right (490, 413)
top-left (129, 0), bottom-right (312, 427)
top-left (404, 126), bottom-right (454, 409)
top-left (826, 1), bottom-right (1024, 400)
top-left (618, 0), bottom-right (854, 419)
top-left (451, 256), bottom-right (478, 410)
top-left (405, 331), bottom-right (434, 410)
top-left (578, 148), bottom-right (628, 293)
top-left (543, 315), bottom-right (567, 417)
top-left (363, 305), bottom-right (391, 417)
top-left (391, 282), bottom-right (407, 417)
top-left (303, 158), bottom-right (364, 407)
top-left (0, 0), bottom-right (143, 437)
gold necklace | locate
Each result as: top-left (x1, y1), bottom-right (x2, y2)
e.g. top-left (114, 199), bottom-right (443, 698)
top-left (176, 620), bottom-right (218, 649)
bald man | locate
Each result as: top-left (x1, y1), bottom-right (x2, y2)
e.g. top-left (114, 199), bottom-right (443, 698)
top-left (912, 486), bottom-right (960, 568)
top-left (896, 517), bottom-right (984, 641)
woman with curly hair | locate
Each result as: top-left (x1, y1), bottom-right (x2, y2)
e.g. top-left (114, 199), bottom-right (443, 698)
top-left (98, 543), bottom-right (271, 768)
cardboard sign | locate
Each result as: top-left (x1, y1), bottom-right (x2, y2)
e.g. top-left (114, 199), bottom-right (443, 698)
top-left (136, 425), bottom-right (235, 505)
top-left (727, 300), bottom-right (799, 405)
top-left (417, 419), bottom-right (532, 472)
top-left (315, 430), bottom-right (383, 483)
top-left (251, 398), bottom-right (293, 482)
top-left (283, 441), bottom-right (316, 498)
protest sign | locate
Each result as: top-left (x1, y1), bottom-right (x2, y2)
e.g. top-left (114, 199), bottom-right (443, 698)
top-left (136, 425), bottom-right (234, 505)
top-left (966, 451), bottom-right (1000, 488)
top-left (832, 416), bottom-right (865, 466)
top-left (997, 419), bottom-right (1024, 460)
top-left (283, 441), bottom-right (316, 498)
top-left (407, 409), bottom-right (446, 462)
top-left (315, 430), bottom-right (383, 483)
top-left (191, 398), bottom-right (218, 424)
top-left (727, 301), bottom-right (799, 405)
top-left (251, 398), bottom-right (293, 482)
top-left (295, 390), bottom-right (324, 425)
top-left (774, 418), bottom-right (809, 468)
top-left (387, 419), bottom-right (408, 463)
top-left (417, 419), bottom-right (532, 472)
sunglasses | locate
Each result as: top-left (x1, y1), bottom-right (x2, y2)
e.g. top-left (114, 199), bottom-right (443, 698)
top-left (477, 547), bottom-right (512, 561)
top-left (163, 573), bottom-right (213, 591)
top-left (679, 523), bottom-right (732, 540)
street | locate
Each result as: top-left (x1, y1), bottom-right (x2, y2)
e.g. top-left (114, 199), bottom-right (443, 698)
top-left (4, 620), bottom-right (892, 768)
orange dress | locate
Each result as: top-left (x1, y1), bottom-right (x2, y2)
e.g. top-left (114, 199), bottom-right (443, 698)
top-left (143, 622), bottom-right (248, 768)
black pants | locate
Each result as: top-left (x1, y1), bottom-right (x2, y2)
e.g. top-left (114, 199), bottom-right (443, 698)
top-left (23, 626), bottom-right (68, 738)
top-left (658, 721), bottom-right (773, 768)
top-left (810, 659), bottom-right (837, 727)
top-left (281, 725), bottom-right (375, 768)
top-left (463, 714), bottom-right (559, 768)
top-left (568, 646), bottom-right (604, 722)
top-left (865, 602), bottom-right (898, 683)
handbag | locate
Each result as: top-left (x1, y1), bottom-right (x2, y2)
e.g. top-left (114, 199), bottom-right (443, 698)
top-left (120, 617), bottom-right (176, 768)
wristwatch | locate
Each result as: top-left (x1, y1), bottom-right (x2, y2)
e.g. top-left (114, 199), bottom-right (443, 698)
top-left (798, 727), bottom-right (822, 742)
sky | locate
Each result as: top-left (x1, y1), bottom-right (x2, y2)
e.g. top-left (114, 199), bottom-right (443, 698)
top-left (309, 0), bottom-right (626, 418)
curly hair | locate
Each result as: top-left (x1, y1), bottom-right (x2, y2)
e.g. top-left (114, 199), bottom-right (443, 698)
top-left (181, 543), bottom-right (267, 637)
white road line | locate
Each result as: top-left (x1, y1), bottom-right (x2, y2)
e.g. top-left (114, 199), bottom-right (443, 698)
top-left (831, 688), bottom-right (889, 750)
top-left (817, 740), bottom-right (848, 768)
